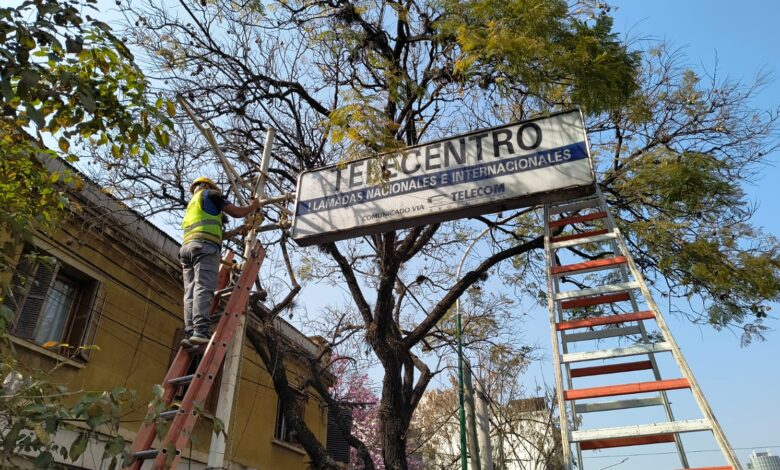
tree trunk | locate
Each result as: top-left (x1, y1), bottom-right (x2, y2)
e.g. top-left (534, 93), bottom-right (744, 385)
top-left (377, 348), bottom-right (409, 470)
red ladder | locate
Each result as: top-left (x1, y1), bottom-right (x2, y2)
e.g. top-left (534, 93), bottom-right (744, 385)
top-left (125, 241), bottom-right (265, 469)
top-left (543, 188), bottom-right (741, 470)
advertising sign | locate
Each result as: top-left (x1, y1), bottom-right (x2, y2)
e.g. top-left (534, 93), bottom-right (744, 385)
top-left (291, 110), bottom-right (595, 246)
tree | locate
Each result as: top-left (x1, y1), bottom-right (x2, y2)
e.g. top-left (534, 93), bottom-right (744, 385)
top-left (0, 0), bottom-right (172, 285)
top-left (83, 0), bottom-right (780, 468)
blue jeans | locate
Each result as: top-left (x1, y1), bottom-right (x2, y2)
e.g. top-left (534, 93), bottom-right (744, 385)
top-left (179, 240), bottom-right (220, 337)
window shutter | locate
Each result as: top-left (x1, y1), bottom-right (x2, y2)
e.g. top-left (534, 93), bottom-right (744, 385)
top-left (327, 407), bottom-right (353, 464)
top-left (14, 260), bottom-right (58, 341)
top-left (71, 283), bottom-right (103, 361)
top-left (2, 254), bottom-right (38, 319)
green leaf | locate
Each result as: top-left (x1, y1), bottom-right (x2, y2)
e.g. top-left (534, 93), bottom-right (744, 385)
top-left (166, 100), bottom-right (176, 117)
top-left (33, 451), bottom-right (53, 469)
top-left (26, 105), bottom-right (45, 128)
top-left (20, 69), bottom-right (40, 87)
top-left (58, 137), bottom-right (70, 153)
top-left (77, 87), bottom-right (97, 113)
top-left (4, 421), bottom-right (23, 449)
top-left (69, 433), bottom-right (89, 461)
top-left (0, 79), bottom-right (13, 101)
top-left (212, 417), bottom-right (225, 436)
top-left (104, 436), bottom-right (125, 457)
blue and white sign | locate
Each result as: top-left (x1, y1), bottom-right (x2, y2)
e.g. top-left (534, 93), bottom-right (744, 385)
top-left (291, 110), bottom-right (595, 245)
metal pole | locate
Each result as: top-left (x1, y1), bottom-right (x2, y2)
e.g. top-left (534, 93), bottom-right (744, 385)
top-left (208, 128), bottom-right (276, 469)
top-left (464, 360), bottom-right (481, 470)
top-left (176, 95), bottom-right (248, 204)
top-left (475, 385), bottom-right (494, 470)
top-left (456, 226), bottom-right (492, 470)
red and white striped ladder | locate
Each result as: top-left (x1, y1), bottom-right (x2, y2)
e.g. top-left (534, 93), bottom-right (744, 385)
top-left (543, 188), bottom-right (741, 470)
top-left (124, 242), bottom-right (266, 469)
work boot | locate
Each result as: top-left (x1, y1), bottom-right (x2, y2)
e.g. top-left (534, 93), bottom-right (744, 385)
top-left (189, 333), bottom-right (211, 346)
top-left (180, 337), bottom-right (193, 348)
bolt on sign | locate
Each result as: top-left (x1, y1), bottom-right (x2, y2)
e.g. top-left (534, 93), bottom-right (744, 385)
top-left (291, 110), bottom-right (596, 246)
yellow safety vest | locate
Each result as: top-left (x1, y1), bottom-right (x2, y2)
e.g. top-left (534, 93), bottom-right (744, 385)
top-left (181, 189), bottom-right (223, 245)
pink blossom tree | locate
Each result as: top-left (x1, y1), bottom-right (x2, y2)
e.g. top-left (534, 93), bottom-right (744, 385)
top-left (330, 356), bottom-right (422, 469)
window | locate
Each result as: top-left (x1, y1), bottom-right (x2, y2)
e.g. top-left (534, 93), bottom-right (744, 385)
top-left (2, 245), bottom-right (101, 360)
top-left (274, 391), bottom-right (307, 445)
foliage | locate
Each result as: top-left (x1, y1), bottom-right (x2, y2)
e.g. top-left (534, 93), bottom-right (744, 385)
top-left (598, 47), bottom-right (780, 342)
top-left (0, 0), bottom-right (173, 281)
top-left (437, 0), bottom-right (640, 114)
top-left (0, 307), bottom-right (134, 469)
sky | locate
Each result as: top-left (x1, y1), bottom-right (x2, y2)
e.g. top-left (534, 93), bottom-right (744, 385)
top-left (81, 0), bottom-right (779, 468)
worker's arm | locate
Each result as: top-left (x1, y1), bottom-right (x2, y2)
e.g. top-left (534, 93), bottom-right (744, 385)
top-left (223, 198), bottom-right (261, 218)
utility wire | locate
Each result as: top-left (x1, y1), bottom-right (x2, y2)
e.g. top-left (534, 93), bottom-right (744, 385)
top-left (582, 445), bottom-right (780, 459)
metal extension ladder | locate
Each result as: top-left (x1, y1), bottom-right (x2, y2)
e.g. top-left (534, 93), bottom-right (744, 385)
top-left (125, 241), bottom-right (266, 469)
top-left (543, 187), bottom-right (741, 470)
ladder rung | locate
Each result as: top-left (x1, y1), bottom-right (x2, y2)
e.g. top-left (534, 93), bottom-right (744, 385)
top-left (160, 409), bottom-right (180, 420)
top-left (548, 198), bottom-right (601, 215)
top-left (550, 228), bottom-right (610, 244)
top-left (167, 374), bottom-right (195, 386)
top-left (557, 311), bottom-right (655, 331)
top-left (575, 397), bottom-right (665, 413)
top-left (570, 360), bottom-right (653, 378)
top-left (552, 256), bottom-right (627, 276)
top-left (215, 286), bottom-right (234, 297)
top-left (561, 342), bottom-right (672, 363)
top-left (564, 378), bottom-right (690, 400)
top-left (132, 449), bottom-right (159, 460)
top-left (564, 325), bottom-right (642, 343)
top-left (554, 281), bottom-right (640, 301)
top-left (571, 419), bottom-right (711, 444)
top-left (680, 467), bottom-right (734, 470)
top-left (550, 231), bottom-right (617, 250)
top-left (580, 433), bottom-right (677, 450)
top-left (561, 292), bottom-right (631, 309)
top-left (548, 211), bottom-right (607, 229)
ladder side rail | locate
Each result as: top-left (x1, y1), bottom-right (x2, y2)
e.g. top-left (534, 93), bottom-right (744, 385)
top-left (598, 194), bottom-right (691, 468)
top-left (153, 242), bottom-right (265, 469)
top-left (595, 188), bottom-right (742, 470)
top-left (127, 350), bottom-right (192, 470)
top-left (554, 287), bottom-right (584, 468)
top-left (543, 205), bottom-right (574, 470)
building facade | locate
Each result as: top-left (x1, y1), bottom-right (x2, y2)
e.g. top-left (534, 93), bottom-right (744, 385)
top-left (415, 391), bottom-right (562, 470)
top-left (1, 160), bottom-right (334, 469)
top-left (748, 451), bottom-right (780, 470)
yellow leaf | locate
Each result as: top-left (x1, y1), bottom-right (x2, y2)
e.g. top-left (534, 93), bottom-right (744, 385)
top-left (41, 341), bottom-right (59, 349)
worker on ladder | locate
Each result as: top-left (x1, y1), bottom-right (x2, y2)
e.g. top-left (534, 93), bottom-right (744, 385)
top-left (179, 176), bottom-right (261, 347)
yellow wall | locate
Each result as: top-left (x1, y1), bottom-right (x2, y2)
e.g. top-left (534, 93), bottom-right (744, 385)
top-left (7, 210), bottom-right (328, 469)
